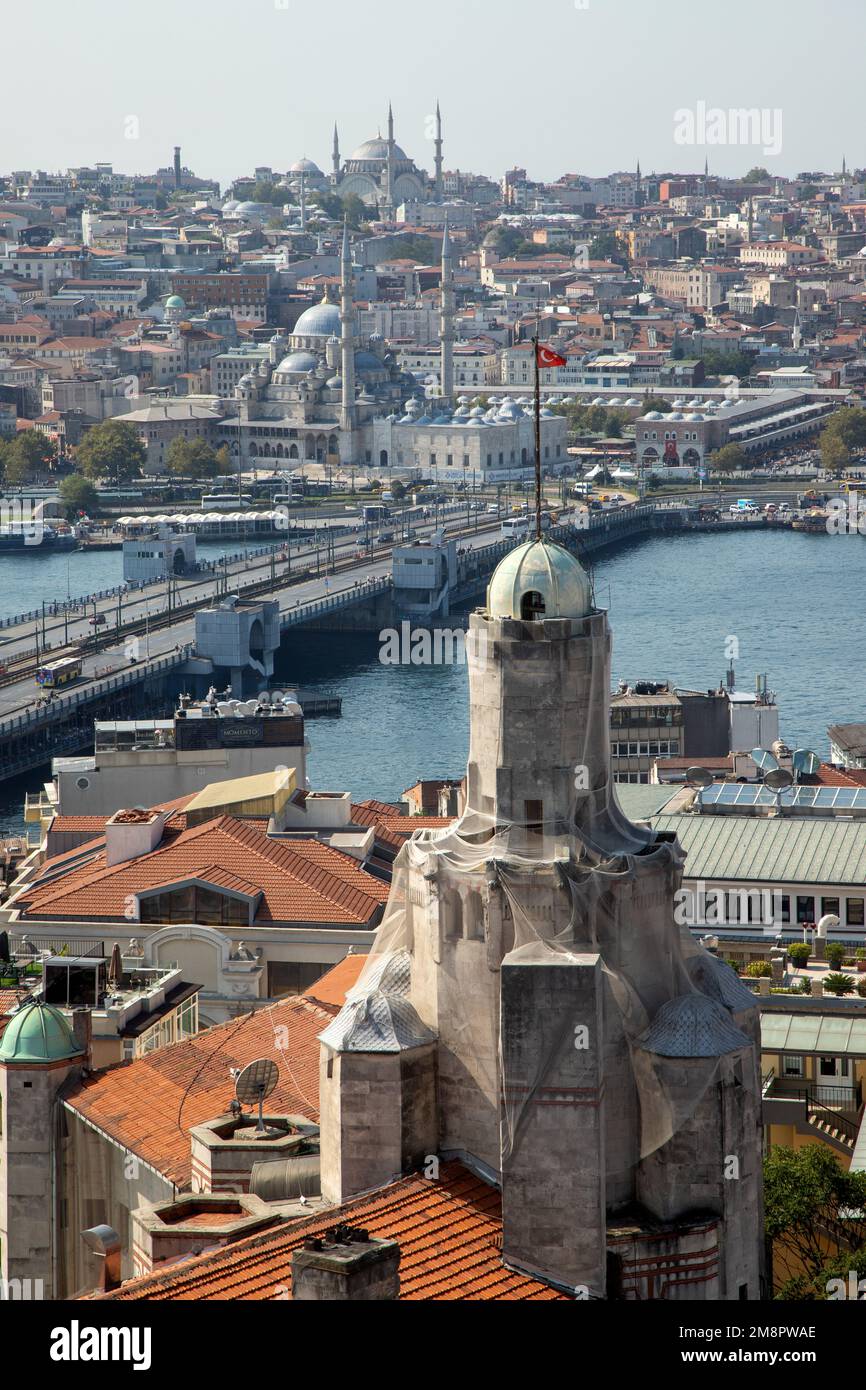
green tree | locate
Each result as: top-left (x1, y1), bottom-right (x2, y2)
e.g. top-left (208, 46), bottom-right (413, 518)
top-left (588, 231), bottom-right (628, 267)
top-left (166, 437), bottom-right (219, 480)
top-left (214, 445), bottom-right (232, 476)
top-left (76, 419), bottom-right (145, 486)
top-left (3, 431), bottom-right (55, 484)
top-left (765, 1144), bottom-right (866, 1298)
top-left (713, 443), bottom-right (748, 472)
top-left (641, 394), bottom-right (673, 415)
top-left (743, 167), bottom-right (771, 183)
top-left (823, 406), bottom-right (866, 452)
top-left (701, 349), bottom-right (756, 379)
top-left (821, 431), bottom-right (851, 473)
top-left (824, 973), bottom-right (856, 996)
top-left (58, 474), bottom-right (99, 519)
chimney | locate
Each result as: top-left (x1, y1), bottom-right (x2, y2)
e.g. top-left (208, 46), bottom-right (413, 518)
top-left (105, 809), bottom-right (166, 868)
top-left (81, 1224), bottom-right (122, 1293)
top-left (173, 146), bottom-right (182, 191)
top-left (71, 1008), bottom-right (92, 1069)
top-left (291, 1228), bottom-right (400, 1301)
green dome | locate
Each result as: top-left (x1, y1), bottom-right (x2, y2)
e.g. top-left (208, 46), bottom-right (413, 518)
top-left (0, 1002), bottom-right (84, 1065)
top-left (165, 294), bottom-right (185, 309)
top-left (487, 539), bottom-right (592, 622)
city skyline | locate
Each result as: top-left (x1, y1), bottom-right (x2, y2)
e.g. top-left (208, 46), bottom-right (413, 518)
top-left (2, 0), bottom-right (864, 188)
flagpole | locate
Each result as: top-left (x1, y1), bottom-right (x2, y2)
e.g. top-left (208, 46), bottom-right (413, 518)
top-left (533, 333), bottom-right (542, 541)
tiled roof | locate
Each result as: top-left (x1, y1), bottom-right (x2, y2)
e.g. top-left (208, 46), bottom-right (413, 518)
top-left (16, 816), bottom-right (389, 926)
top-left (351, 800), bottom-right (452, 853)
top-left (65, 993), bottom-right (333, 1188)
top-left (303, 953), bottom-right (367, 1008)
top-left (97, 1163), bottom-right (568, 1301)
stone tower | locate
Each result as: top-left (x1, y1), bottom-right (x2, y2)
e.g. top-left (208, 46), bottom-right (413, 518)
top-left (0, 1002), bottom-right (86, 1300)
top-left (320, 539), bottom-right (765, 1300)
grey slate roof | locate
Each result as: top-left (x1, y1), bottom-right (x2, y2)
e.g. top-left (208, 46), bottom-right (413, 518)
top-left (652, 812), bottom-right (866, 888)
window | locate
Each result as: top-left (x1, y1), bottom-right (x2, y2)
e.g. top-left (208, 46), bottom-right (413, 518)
top-left (822, 897), bottom-right (841, 919)
top-left (782, 1055), bottom-right (804, 1077)
top-left (524, 800), bottom-right (544, 833)
top-left (268, 961), bottom-right (328, 999)
top-left (847, 897), bottom-right (865, 927)
top-left (797, 896), bottom-right (816, 924)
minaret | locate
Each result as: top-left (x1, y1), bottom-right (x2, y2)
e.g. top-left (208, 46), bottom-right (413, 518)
top-left (635, 158), bottom-right (642, 208)
top-left (435, 101), bottom-right (444, 198)
top-left (386, 102), bottom-right (396, 211)
top-left (340, 220), bottom-right (356, 437)
top-left (440, 216), bottom-right (455, 403)
top-left (332, 123), bottom-right (341, 181)
top-left (299, 169), bottom-right (306, 231)
top-left (747, 194), bottom-right (754, 244)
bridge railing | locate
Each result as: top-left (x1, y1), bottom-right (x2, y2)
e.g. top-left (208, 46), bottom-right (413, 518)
top-left (279, 575), bottom-right (392, 627)
top-left (0, 645), bottom-right (195, 735)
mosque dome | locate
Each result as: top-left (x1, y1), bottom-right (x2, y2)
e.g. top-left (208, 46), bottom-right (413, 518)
top-left (289, 157), bottom-right (323, 175)
top-left (165, 294), bottom-right (185, 310)
top-left (293, 301), bottom-right (343, 338)
top-left (638, 993), bottom-right (752, 1058)
top-left (355, 350), bottom-right (384, 370)
top-left (349, 137), bottom-right (410, 163)
top-left (487, 539), bottom-right (593, 622)
top-left (0, 1002), bottom-right (84, 1065)
top-left (276, 350), bottom-right (319, 375)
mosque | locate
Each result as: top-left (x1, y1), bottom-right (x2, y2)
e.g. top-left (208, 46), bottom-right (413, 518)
top-left (281, 105), bottom-right (442, 214)
top-left (216, 220), bottom-right (567, 484)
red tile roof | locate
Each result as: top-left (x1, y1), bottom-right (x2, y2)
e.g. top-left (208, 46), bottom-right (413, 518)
top-left (65, 993), bottom-right (333, 1188)
top-left (16, 816), bottom-right (389, 926)
top-left (351, 800), bottom-right (452, 853)
top-left (303, 952), bottom-right (367, 1008)
top-left (96, 1163), bottom-right (568, 1301)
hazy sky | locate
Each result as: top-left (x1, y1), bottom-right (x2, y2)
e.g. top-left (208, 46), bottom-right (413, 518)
top-left (2, 0), bottom-right (863, 188)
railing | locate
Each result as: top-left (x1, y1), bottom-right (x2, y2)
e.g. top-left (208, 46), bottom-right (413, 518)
top-left (0, 644), bottom-right (194, 735)
top-left (803, 1090), bottom-right (861, 1144)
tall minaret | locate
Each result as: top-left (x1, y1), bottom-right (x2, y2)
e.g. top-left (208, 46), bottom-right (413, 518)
top-left (440, 216), bottom-right (455, 403)
top-left (386, 102), bottom-right (396, 211)
top-left (332, 124), bottom-right (341, 181)
top-left (299, 169), bottom-right (307, 231)
top-left (340, 220), bottom-right (356, 437)
top-left (435, 101), bottom-right (444, 198)
top-left (635, 158), bottom-right (642, 208)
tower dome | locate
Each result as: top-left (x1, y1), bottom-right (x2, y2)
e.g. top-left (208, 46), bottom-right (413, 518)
top-left (0, 1001), bottom-right (84, 1065)
top-left (292, 299), bottom-right (343, 339)
top-left (486, 539), bottom-right (593, 622)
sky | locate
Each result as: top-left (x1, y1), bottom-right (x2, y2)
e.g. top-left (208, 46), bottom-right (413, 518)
top-left (2, 0), bottom-right (864, 190)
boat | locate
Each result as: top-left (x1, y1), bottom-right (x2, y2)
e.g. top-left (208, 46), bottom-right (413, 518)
top-left (0, 522), bottom-right (78, 553)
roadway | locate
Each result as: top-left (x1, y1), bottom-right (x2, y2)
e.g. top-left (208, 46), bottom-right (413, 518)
top-left (0, 515), bottom-right (506, 724)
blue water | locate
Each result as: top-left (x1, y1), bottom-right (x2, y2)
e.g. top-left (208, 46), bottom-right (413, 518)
top-left (285, 528), bottom-right (866, 802)
top-left (1, 528), bottom-right (863, 829)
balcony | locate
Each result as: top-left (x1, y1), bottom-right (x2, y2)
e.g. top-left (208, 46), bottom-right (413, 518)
top-left (763, 1070), bottom-right (864, 1153)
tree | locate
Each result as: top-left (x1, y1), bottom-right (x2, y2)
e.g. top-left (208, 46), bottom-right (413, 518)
top-left (765, 1144), bottom-right (866, 1298)
top-left (641, 394), bottom-right (673, 415)
top-left (2, 431), bottom-right (55, 485)
top-left (588, 231), bottom-right (628, 267)
top-left (166, 437), bottom-right (219, 481)
top-left (215, 445), bottom-right (232, 476)
top-left (821, 431), bottom-right (850, 473)
top-left (713, 443), bottom-right (748, 472)
top-left (823, 406), bottom-right (866, 452)
top-left (58, 474), bottom-right (99, 519)
top-left (701, 349), bottom-right (756, 380)
top-left (76, 419), bottom-right (145, 485)
top-left (743, 167), bottom-right (771, 184)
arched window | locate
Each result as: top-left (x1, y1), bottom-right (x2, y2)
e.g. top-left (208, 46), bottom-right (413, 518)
top-left (380, 449), bottom-right (389, 467)
top-left (521, 590), bottom-right (546, 621)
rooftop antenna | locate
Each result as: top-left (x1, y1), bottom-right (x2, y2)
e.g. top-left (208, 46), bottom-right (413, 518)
top-left (234, 1057), bottom-right (279, 1137)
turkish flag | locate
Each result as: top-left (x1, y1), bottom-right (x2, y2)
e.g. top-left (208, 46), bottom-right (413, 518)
top-left (536, 342), bottom-right (567, 368)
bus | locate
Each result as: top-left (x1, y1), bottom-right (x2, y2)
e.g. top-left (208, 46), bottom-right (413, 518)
top-left (36, 657), bottom-right (82, 689)
top-left (502, 516), bottom-right (531, 541)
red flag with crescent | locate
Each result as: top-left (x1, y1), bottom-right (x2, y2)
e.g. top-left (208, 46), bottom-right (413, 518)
top-left (536, 342), bottom-right (567, 368)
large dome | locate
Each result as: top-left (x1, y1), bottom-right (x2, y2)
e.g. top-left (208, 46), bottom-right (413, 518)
top-left (0, 1001), bottom-right (84, 1064)
top-left (289, 157), bottom-right (322, 175)
top-left (293, 302), bottom-right (343, 338)
top-left (349, 137), bottom-right (410, 163)
top-left (486, 539), bottom-right (593, 622)
top-left (275, 350), bottom-right (318, 376)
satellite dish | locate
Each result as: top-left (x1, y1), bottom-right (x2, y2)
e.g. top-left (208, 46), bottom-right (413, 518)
top-left (764, 768), bottom-right (794, 793)
top-left (792, 749), bottom-right (821, 780)
top-left (686, 767), bottom-right (714, 810)
top-left (235, 1058), bottom-right (279, 1136)
top-left (686, 767), bottom-right (715, 790)
top-left (751, 748), bottom-right (779, 773)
